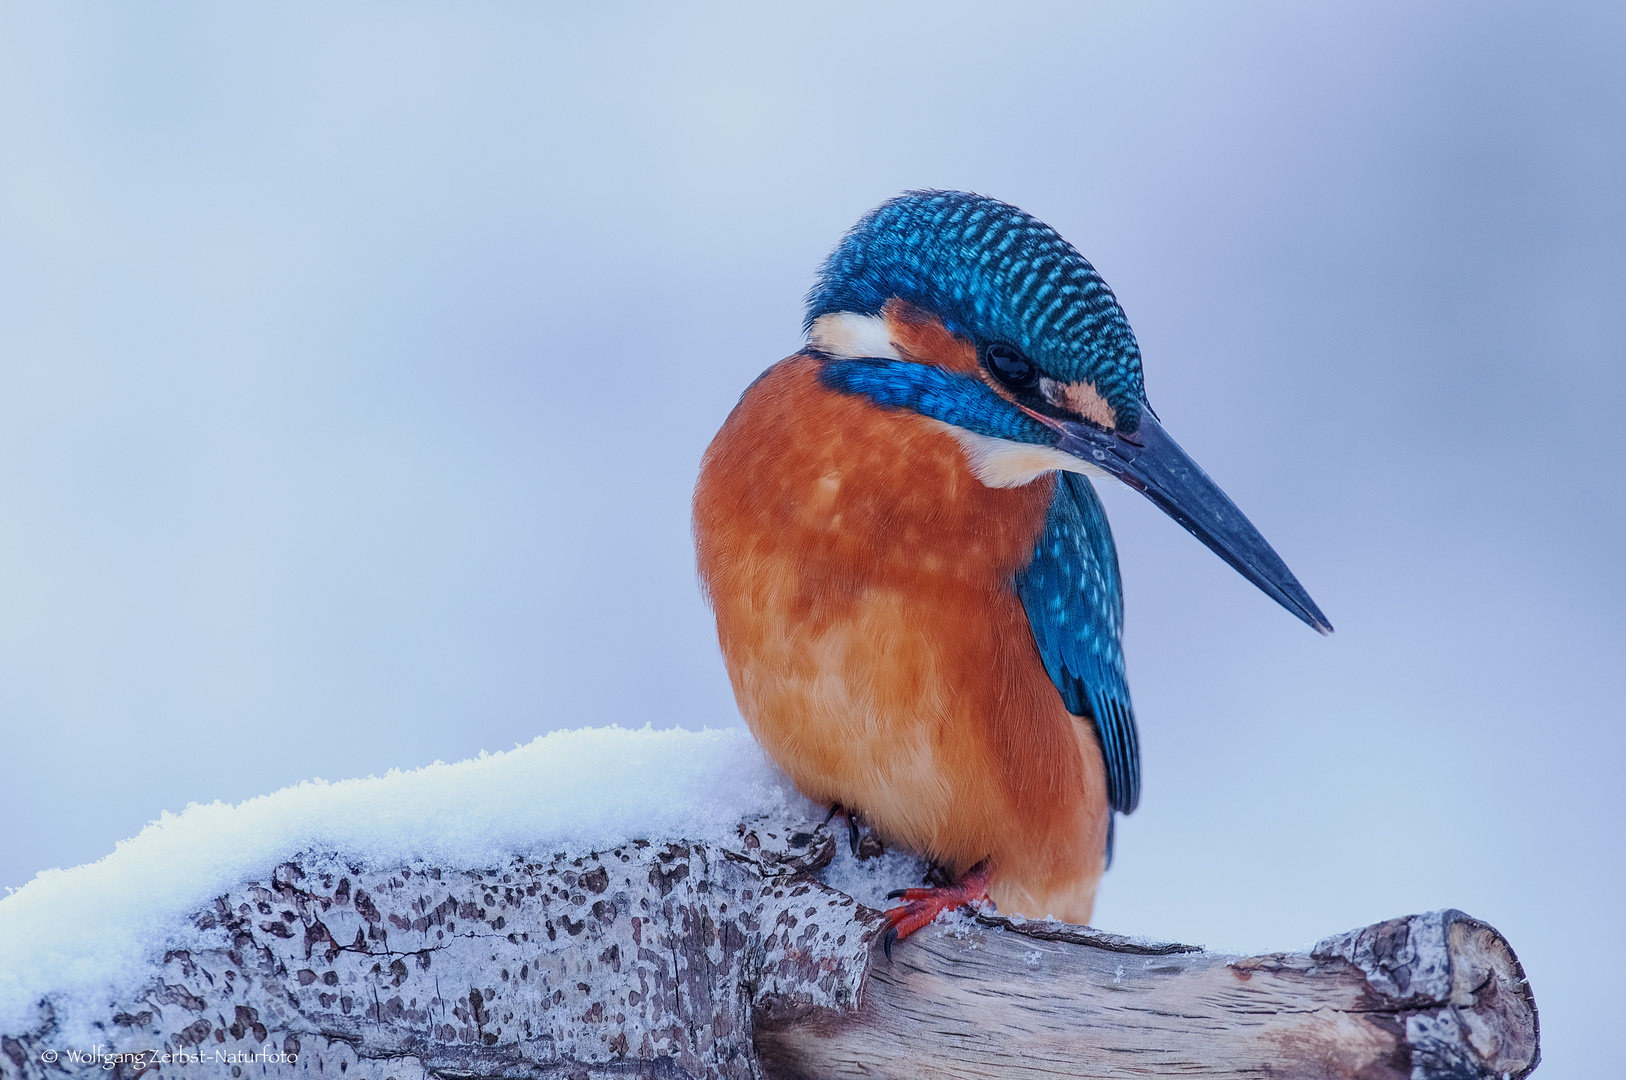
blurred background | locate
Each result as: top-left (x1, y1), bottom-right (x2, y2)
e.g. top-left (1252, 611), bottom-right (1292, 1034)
top-left (1, 1), bottom-right (1620, 1072)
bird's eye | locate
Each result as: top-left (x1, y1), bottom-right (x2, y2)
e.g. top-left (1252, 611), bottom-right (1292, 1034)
top-left (983, 343), bottom-right (1038, 391)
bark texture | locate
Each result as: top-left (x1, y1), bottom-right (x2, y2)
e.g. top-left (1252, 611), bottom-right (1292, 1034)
top-left (758, 909), bottom-right (1538, 1080)
top-left (1, 815), bottom-right (1538, 1080)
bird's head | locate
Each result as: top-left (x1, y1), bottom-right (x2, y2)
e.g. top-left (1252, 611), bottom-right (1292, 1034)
top-left (806, 190), bottom-right (1330, 633)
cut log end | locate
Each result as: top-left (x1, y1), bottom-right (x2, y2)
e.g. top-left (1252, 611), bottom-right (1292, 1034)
top-left (1312, 909), bottom-right (1540, 1080)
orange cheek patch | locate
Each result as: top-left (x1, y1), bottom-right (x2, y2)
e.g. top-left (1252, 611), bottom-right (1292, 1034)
top-left (882, 299), bottom-right (980, 374)
top-left (1046, 378), bottom-right (1117, 431)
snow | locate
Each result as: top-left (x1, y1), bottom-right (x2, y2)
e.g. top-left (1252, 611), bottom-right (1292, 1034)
top-left (815, 836), bottom-right (931, 912)
top-left (0, 725), bottom-right (806, 1037)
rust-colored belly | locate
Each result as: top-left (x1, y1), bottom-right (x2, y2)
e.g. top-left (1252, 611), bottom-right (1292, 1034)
top-left (693, 355), bottom-right (1109, 920)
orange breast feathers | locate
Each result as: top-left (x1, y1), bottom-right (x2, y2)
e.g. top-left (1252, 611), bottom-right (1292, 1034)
top-left (692, 347), bottom-right (1112, 923)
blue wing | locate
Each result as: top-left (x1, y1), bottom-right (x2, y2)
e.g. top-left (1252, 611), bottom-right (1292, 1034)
top-left (1015, 473), bottom-right (1140, 821)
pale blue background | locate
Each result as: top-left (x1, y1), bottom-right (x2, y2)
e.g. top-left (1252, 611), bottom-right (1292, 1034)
top-left (1, 3), bottom-right (1620, 1073)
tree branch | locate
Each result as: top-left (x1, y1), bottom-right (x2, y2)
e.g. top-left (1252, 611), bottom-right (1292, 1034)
top-left (0, 816), bottom-right (1538, 1080)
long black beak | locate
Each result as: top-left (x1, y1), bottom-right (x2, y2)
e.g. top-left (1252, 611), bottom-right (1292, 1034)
top-left (1051, 412), bottom-right (1332, 634)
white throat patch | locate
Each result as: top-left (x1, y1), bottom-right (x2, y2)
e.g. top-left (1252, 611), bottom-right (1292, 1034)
top-left (937, 424), bottom-right (1116, 489)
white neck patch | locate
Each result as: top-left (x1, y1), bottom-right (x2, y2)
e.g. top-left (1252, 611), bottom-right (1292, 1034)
top-left (807, 312), bottom-right (901, 360)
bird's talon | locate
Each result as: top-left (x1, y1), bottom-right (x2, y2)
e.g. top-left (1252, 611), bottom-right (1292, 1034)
top-left (822, 804), bottom-right (865, 857)
top-left (877, 864), bottom-right (992, 955)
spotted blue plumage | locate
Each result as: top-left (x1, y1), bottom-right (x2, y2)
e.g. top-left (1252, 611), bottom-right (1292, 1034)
top-left (1015, 473), bottom-right (1140, 824)
top-left (807, 189), bottom-right (1147, 431)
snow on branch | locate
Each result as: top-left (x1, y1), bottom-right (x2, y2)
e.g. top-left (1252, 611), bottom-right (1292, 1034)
top-left (0, 730), bottom-right (1539, 1079)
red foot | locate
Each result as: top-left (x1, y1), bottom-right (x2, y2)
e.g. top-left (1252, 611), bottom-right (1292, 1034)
top-left (881, 862), bottom-right (992, 959)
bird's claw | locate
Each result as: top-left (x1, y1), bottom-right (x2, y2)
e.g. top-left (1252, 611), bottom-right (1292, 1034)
top-left (878, 863), bottom-right (992, 962)
top-left (823, 804), bottom-right (863, 857)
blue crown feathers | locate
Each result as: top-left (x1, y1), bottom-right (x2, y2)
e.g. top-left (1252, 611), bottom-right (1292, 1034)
top-left (806, 190), bottom-right (1146, 431)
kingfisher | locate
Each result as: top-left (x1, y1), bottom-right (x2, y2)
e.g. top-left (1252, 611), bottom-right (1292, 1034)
top-left (693, 191), bottom-right (1329, 951)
